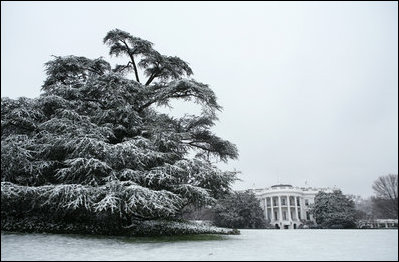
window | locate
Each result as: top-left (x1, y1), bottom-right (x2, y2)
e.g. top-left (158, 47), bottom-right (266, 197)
top-left (305, 199), bottom-right (309, 206)
top-left (283, 211), bottom-right (287, 220)
top-left (274, 211), bottom-right (278, 220)
top-left (306, 211), bottom-right (310, 220)
top-left (281, 198), bottom-right (286, 205)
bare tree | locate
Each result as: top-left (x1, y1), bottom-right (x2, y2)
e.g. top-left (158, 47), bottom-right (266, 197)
top-left (372, 174), bottom-right (398, 218)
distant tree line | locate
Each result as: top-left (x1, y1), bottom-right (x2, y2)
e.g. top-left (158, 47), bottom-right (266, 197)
top-left (349, 174), bottom-right (398, 221)
top-left (311, 174), bottom-right (398, 229)
top-left (371, 174), bottom-right (398, 219)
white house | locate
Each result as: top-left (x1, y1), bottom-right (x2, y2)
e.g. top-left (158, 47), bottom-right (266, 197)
top-left (249, 184), bottom-right (333, 229)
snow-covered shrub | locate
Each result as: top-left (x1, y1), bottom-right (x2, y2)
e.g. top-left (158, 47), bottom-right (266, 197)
top-left (213, 191), bottom-right (267, 229)
top-left (311, 190), bottom-right (357, 229)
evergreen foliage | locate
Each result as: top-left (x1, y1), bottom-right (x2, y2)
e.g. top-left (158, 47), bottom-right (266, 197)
top-left (311, 190), bottom-right (357, 229)
top-left (1, 29), bottom-right (239, 235)
top-left (213, 191), bottom-right (267, 229)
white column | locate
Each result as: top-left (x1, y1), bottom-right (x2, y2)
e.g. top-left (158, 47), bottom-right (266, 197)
top-left (294, 196), bottom-right (299, 221)
top-left (299, 198), bottom-right (304, 220)
top-left (287, 195), bottom-right (292, 221)
top-left (264, 198), bottom-right (268, 220)
top-left (278, 196), bottom-right (283, 223)
top-left (270, 197), bottom-right (275, 221)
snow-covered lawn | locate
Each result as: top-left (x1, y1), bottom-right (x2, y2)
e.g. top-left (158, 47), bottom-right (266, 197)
top-left (1, 229), bottom-right (397, 261)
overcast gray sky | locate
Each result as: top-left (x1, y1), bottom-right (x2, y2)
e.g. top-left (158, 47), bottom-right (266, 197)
top-left (1, 1), bottom-right (398, 198)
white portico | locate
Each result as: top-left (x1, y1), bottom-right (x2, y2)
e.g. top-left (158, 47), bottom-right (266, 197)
top-left (251, 184), bottom-right (332, 229)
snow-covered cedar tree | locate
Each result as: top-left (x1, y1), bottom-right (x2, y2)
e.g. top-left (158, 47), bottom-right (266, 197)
top-left (311, 190), bottom-right (357, 229)
top-left (1, 29), bottom-right (238, 231)
top-left (213, 191), bottom-right (267, 229)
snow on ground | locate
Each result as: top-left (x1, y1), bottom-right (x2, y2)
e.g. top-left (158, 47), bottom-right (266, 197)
top-left (1, 229), bottom-right (397, 261)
